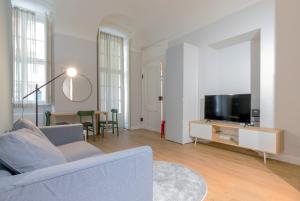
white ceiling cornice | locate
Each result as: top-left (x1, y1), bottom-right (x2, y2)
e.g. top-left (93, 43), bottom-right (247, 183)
top-left (53, 0), bottom-right (263, 49)
top-left (12, 0), bottom-right (55, 14)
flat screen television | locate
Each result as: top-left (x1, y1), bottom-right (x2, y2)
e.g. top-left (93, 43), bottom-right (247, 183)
top-left (204, 94), bottom-right (251, 123)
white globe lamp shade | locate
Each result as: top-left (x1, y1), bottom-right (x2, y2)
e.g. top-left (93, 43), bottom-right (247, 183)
top-left (66, 67), bottom-right (78, 78)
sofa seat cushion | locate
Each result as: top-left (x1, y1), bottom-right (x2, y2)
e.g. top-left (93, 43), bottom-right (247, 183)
top-left (58, 141), bottom-right (103, 162)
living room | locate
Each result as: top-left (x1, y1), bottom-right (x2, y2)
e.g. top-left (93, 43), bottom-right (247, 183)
top-left (0, 0), bottom-right (300, 201)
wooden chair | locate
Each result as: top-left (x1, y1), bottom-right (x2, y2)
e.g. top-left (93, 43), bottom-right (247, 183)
top-left (97, 112), bottom-right (108, 138)
top-left (77, 110), bottom-right (96, 141)
top-left (99, 109), bottom-right (119, 137)
top-left (110, 109), bottom-right (119, 136)
top-left (45, 111), bottom-right (51, 126)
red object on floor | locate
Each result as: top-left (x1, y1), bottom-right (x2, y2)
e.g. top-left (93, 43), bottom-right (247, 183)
top-left (160, 120), bottom-right (165, 139)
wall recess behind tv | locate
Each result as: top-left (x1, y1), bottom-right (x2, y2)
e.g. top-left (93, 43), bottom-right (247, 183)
top-left (199, 30), bottom-right (261, 125)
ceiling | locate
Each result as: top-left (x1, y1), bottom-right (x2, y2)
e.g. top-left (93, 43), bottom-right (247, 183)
top-left (53, 0), bottom-right (262, 49)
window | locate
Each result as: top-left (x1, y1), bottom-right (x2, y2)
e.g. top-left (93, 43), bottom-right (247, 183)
top-left (12, 7), bottom-right (49, 106)
top-left (99, 32), bottom-right (124, 113)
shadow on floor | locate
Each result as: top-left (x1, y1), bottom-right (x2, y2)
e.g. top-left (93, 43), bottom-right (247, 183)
top-left (266, 159), bottom-right (300, 191)
top-left (206, 142), bottom-right (300, 191)
top-left (89, 129), bottom-right (300, 192)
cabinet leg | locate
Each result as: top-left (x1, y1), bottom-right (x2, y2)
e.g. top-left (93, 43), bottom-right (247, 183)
top-left (194, 137), bottom-right (198, 145)
top-left (263, 152), bottom-right (267, 164)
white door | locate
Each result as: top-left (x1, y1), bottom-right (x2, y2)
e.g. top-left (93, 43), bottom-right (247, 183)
top-left (142, 60), bottom-right (162, 132)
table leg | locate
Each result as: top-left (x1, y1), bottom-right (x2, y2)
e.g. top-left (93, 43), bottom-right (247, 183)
top-left (263, 152), bottom-right (267, 164)
top-left (95, 113), bottom-right (100, 135)
top-left (52, 115), bottom-right (56, 125)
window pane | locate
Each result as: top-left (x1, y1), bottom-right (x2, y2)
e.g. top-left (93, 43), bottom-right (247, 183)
top-left (99, 32), bottom-right (124, 113)
top-left (36, 22), bottom-right (45, 41)
top-left (28, 63), bottom-right (46, 84)
top-left (36, 41), bottom-right (45, 59)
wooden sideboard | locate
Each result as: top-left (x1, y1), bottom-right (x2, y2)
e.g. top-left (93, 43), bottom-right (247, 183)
top-left (189, 120), bottom-right (283, 164)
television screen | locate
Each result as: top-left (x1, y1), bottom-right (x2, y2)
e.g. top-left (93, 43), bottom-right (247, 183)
top-left (204, 94), bottom-right (251, 123)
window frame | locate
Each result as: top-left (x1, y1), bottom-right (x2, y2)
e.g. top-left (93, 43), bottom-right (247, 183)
top-left (12, 8), bottom-right (49, 106)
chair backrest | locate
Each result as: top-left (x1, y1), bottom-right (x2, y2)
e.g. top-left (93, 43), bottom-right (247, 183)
top-left (77, 110), bottom-right (94, 123)
top-left (45, 111), bottom-right (51, 126)
top-left (111, 109), bottom-right (118, 122)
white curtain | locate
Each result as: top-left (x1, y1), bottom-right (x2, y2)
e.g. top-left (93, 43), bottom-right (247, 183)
top-left (12, 7), bottom-right (51, 107)
top-left (12, 7), bottom-right (37, 107)
top-left (46, 13), bottom-right (53, 104)
top-left (99, 32), bottom-right (124, 113)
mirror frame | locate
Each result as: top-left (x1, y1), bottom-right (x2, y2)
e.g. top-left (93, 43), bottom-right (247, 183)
top-left (61, 73), bottom-right (93, 102)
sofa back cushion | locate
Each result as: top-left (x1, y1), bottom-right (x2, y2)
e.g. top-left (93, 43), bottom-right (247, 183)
top-left (13, 119), bottom-right (49, 141)
top-left (0, 129), bottom-right (66, 174)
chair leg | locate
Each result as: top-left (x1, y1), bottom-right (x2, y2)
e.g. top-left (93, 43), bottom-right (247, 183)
top-left (93, 129), bottom-right (96, 142)
top-left (86, 128), bottom-right (89, 139)
top-left (116, 124), bottom-right (119, 136)
top-left (112, 124), bottom-right (115, 134)
top-left (102, 127), bottom-right (105, 138)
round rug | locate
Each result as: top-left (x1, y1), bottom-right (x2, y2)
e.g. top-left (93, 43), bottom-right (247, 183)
top-left (153, 161), bottom-right (207, 201)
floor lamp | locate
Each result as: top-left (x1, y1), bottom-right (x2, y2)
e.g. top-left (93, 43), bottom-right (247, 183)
top-left (22, 67), bottom-right (78, 126)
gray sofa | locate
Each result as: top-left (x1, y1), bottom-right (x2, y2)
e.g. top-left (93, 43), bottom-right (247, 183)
top-left (0, 124), bottom-right (153, 201)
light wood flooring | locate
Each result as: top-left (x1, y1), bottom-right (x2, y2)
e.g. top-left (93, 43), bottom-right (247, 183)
top-left (88, 129), bottom-right (300, 201)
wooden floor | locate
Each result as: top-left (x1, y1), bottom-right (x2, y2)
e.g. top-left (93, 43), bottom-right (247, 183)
top-left (88, 129), bottom-right (300, 201)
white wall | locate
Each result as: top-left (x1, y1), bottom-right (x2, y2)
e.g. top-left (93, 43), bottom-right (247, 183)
top-left (169, 0), bottom-right (275, 128)
top-left (53, 34), bottom-right (97, 112)
top-left (53, 33), bottom-right (143, 129)
top-left (130, 50), bottom-right (142, 129)
top-left (274, 0), bottom-right (300, 165)
top-left (217, 42), bottom-right (251, 94)
top-left (0, 0), bottom-right (13, 132)
top-left (251, 37), bottom-right (260, 110)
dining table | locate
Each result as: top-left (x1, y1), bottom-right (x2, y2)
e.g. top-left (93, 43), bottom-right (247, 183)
top-left (51, 111), bottom-right (109, 135)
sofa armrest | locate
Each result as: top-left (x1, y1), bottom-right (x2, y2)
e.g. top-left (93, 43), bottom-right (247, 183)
top-left (0, 146), bottom-right (153, 201)
top-left (39, 124), bottom-right (84, 146)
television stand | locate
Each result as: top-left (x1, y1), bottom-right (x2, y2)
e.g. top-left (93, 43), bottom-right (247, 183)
top-left (205, 119), bottom-right (212, 123)
top-left (189, 120), bottom-right (283, 164)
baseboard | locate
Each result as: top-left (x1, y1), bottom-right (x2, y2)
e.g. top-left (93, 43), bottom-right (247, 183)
top-left (270, 153), bottom-right (300, 166)
top-left (129, 125), bottom-right (143, 130)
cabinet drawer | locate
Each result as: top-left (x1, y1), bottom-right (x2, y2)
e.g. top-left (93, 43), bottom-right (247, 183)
top-left (239, 129), bottom-right (277, 154)
top-left (190, 123), bottom-right (212, 140)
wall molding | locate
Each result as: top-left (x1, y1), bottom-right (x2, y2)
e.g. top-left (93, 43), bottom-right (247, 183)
top-left (129, 125), bottom-right (143, 130)
top-left (271, 154), bottom-right (300, 166)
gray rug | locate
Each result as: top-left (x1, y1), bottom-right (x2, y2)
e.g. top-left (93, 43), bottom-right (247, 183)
top-left (153, 161), bottom-right (207, 201)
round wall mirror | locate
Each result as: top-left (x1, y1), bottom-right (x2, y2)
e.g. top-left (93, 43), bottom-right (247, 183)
top-left (62, 74), bottom-right (92, 102)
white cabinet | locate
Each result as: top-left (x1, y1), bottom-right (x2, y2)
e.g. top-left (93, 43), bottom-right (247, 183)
top-left (189, 120), bottom-right (283, 164)
top-left (239, 129), bottom-right (277, 154)
top-left (190, 124), bottom-right (212, 140)
top-left (165, 43), bottom-right (199, 144)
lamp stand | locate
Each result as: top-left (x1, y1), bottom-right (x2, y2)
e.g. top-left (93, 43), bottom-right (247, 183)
top-left (22, 72), bottom-right (66, 126)
top-left (35, 84), bottom-right (39, 126)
